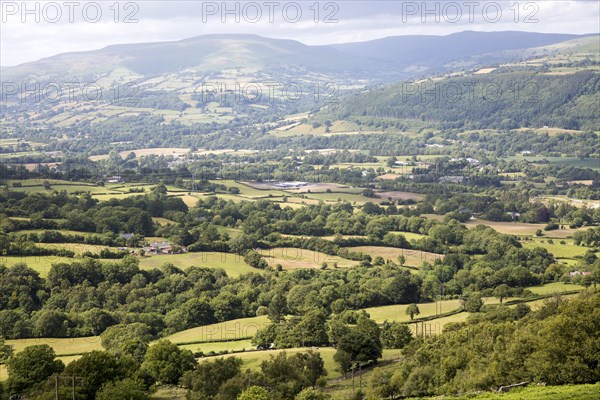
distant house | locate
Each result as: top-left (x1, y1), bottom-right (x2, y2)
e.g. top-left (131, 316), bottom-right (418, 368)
top-left (120, 233), bottom-right (135, 240)
top-left (569, 271), bottom-right (592, 277)
top-left (506, 212), bottom-right (521, 221)
top-left (450, 157), bottom-right (480, 166)
top-left (439, 176), bottom-right (464, 184)
top-left (106, 175), bottom-right (124, 183)
top-left (143, 241), bottom-right (183, 255)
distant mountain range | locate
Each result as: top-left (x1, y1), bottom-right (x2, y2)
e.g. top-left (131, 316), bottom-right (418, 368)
top-left (331, 31), bottom-right (592, 68)
top-left (2, 31), bottom-right (597, 85)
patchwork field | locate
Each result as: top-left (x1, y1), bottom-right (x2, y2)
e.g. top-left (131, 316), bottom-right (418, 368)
top-left (259, 247), bottom-right (357, 269)
top-left (138, 252), bottom-right (256, 277)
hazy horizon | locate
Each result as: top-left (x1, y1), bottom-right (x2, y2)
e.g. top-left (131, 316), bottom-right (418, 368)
top-left (1, 0), bottom-right (599, 66)
top-left (2, 29), bottom-right (597, 69)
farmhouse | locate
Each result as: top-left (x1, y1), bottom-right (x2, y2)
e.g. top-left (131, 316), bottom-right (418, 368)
top-left (506, 212), bottom-right (521, 220)
top-left (569, 270), bottom-right (592, 277)
top-left (144, 241), bottom-right (183, 255)
top-left (106, 175), bottom-right (124, 183)
top-left (439, 175), bottom-right (465, 184)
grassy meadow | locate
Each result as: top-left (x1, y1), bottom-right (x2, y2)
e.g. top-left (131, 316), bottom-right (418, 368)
top-left (423, 383), bottom-right (600, 400)
top-left (347, 246), bottom-right (443, 267)
top-left (259, 247), bottom-right (357, 269)
top-left (164, 316), bottom-right (269, 345)
top-left (138, 252), bottom-right (256, 277)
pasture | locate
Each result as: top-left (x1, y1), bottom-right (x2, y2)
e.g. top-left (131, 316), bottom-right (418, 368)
top-left (0, 255), bottom-right (102, 278)
top-left (439, 383), bottom-right (600, 400)
top-left (259, 247), bottom-right (357, 269)
top-left (138, 252), bottom-right (256, 277)
top-left (510, 294), bottom-right (579, 311)
top-left (347, 246), bottom-right (443, 267)
top-left (521, 237), bottom-right (596, 260)
top-left (178, 339), bottom-right (254, 354)
top-left (6, 336), bottom-right (102, 356)
top-left (390, 231), bottom-right (428, 241)
top-left (199, 347), bottom-right (403, 380)
top-left (118, 148), bottom-right (190, 158)
top-left (165, 316), bottom-right (269, 344)
top-left (526, 282), bottom-right (584, 295)
top-left (503, 155), bottom-right (600, 171)
top-left (465, 219), bottom-right (589, 238)
top-left (362, 299), bottom-right (463, 324)
top-left (40, 243), bottom-right (128, 256)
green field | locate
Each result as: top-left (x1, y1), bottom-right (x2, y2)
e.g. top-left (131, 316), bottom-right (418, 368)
top-left (304, 192), bottom-right (385, 205)
top-left (362, 299), bottom-right (463, 324)
top-left (209, 180), bottom-right (288, 198)
top-left (199, 347), bottom-right (403, 380)
top-left (138, 252), bottom-right (257, 277)
top-left (347, 246), bottom-right (443, 267)
top-left (0, 255), bottom-right (112, 277)
top-left (466, 219), bottom-right (589, 238)
top-left (40, 243), bottom-right (128, 255)
top-left (504, 155), bottom-right (600, 171)
top-left (522, 237), bottom-right (598, 261)
top-left (259, 247), bottom-right (357, 269)
top-left (509, 294), bottom-right (579, 311)
top-left (6, 336), bottom-right (102, 356)
top-left (423, 383), bottom-right (600, 400)
top-left (164, 316), bottom-right (269, 345)
top-left (525, 282), bottom-right (584, 295)
top-left (178, 339), bottom-right (254, 354)
top-left (391, 231), bottom-right (429, 241)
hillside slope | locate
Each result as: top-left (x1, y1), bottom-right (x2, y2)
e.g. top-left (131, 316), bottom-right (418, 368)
top-left (329, 70), bottom-right (600, 131)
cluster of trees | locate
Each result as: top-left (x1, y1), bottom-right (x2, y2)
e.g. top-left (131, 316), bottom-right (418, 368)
top-left (365, 291), bottom-right (600, 397)
top-left (428, 187), bottom-right (600, 225)
top-left (2, 192), bottom-right (594, 342)
top-left (0, 187), bottom-right (188, 235)
top-left (573, 226), bottom-right (600, 247)
top-left (0, 257), bottom-right (424, 340)
top-left (0, 338), bottom-right (329, 400)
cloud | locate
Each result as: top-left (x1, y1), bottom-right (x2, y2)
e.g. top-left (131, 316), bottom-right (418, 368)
top-left (1, 0), bottom-right (598, 66)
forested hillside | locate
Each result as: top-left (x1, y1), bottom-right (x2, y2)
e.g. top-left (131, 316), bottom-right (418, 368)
top-left (331, 71), bottom-right (600, 131)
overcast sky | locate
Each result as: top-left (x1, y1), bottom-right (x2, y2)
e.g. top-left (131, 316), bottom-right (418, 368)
top-left (1, 0), bottom-right (599, 66)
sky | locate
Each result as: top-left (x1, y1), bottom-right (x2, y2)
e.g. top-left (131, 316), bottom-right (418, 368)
top-left (1, 0), bottom-right (599, 66)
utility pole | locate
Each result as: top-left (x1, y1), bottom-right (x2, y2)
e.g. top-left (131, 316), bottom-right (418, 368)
top-left (47, 375), bottom-right (84, 400)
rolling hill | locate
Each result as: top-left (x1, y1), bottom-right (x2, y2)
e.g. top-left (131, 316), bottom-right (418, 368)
top-left (331, 31), bottom-right (593, 71)
top-left (2, 31), bottom-right (596, 85)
